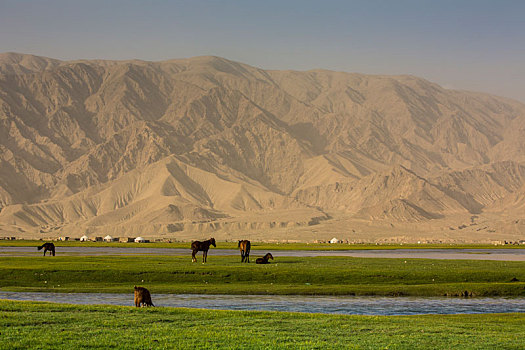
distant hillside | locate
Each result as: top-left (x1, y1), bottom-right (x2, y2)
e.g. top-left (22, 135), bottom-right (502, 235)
top-left (1, 53), bottom-right (524, 242)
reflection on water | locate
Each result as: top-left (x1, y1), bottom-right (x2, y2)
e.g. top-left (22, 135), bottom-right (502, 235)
top-left (1, 291), bottom-right (524, 315)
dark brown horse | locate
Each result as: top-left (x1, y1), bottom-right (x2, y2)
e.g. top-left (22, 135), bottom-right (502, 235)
top-left (191, 238), bottom-right (216, 263)
top-left (256, 253), bottom-right (273, 264)
top-left (134, 286), bottom-right (154, 307)
top-left (238, 240), bottom-right (251, 263)
top-left (37, 243), bottom-right (55, 256)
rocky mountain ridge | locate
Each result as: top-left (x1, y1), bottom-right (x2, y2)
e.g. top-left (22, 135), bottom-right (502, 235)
top-left (1, 52), bottom-right (524, 242)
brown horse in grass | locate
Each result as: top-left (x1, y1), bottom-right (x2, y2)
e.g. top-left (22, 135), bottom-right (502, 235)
top-left (238, 240), bottom-right (251, 263)
top-left (37, 243), bottom-right (55, 256)
top-left (134, 286), bottom-right (154, 307)
top-left (191, 238), bottom-right (216, 263)
top-left (256, 253), bottom-right (273, 264)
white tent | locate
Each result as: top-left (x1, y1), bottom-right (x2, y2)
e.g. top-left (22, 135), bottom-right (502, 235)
top-left (80, 235), bottom-right (89, 242)
top-left (330, 237), bottom-right (341, 244)
top-left (134, 237), bottom-right (146, 243)
top-left (104, 235), bottom-right (113, 242)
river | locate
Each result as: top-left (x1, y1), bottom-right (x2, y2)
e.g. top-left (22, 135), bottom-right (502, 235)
top-left (2, 246), bottom-right (525, 261)
top-left (1, 291), bottom-right (524, 315)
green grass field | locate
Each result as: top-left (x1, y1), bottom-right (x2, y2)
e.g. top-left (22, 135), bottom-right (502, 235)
top-left (1, 255), bottom-right (524, 296)
top-left (2, 251), bottom-right (524, 349)
top-left (0, 300), bottom-right (524, 349)
top-left (2, 239), bottom-right (524, 250)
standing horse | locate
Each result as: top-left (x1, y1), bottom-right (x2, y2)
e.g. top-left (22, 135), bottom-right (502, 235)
top-left (256, 253), bottom-right (273, 264)
top-left (238, 240), bottom-right (251, 263)
top-left (191, 238), bottom-right (216, 263)
top-left (37, 243), bottom-right (55, 256)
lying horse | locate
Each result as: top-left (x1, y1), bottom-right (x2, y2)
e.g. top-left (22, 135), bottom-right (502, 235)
top-left (37, 242), bottom-right (55, 256)
top-left (256, 253), bottom-right (273, 264)
top-left (134, 286), bottom-right (154, 307)
top-left (238, 240), bottom-right (251, 263)
top-left (191, 238), bottom-right (216, 263)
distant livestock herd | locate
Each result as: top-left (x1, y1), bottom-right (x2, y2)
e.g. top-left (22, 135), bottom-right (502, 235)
top-left (37, 238), bottom-right (273, 307)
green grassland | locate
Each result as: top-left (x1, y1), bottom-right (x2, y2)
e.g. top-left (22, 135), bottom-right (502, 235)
top-left (1, 255), bottom-right (524, 296)
top-left (1, 239), bottom-right (524, 250)
top-left (0, 300), bottom-right (524, 349)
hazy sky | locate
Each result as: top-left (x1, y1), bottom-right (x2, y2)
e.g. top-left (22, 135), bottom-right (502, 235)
top-left (1, 0), bottom-right (524, 102)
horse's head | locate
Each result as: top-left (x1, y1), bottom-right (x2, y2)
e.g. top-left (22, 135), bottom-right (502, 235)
top-left (238, 240), bottom-right (242, 248)
top-left (267, 253), bottom-right (274, 260)
top-left (210, 238), bottom-right (216, 247)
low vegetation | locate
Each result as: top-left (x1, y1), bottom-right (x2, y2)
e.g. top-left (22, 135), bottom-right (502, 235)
top-left (1, 300), bottom-right (524, 349)
top-left (1, 255), bottom-right (524, 296)
top-left (1, 239), bottom-right (524, 250)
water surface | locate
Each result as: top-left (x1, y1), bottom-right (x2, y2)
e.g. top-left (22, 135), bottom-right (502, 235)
top-left (2, 246), bottom-right (525, 260)
top-left (1, 291), bottom-right (524, 315)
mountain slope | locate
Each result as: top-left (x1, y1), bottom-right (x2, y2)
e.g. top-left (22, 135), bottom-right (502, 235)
top-left (1, 53), bottom-right (524, 241)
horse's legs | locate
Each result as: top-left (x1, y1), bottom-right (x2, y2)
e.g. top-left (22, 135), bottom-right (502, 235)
top-left (203, 250), bottom-right (207, 263)
top-left (192, 250), bottom-right (197, 262)
top-left (246, 253), bottom-right (249, 263)
top-left (52, 249), bottom-right (55, 256)
top-left (43, 249), bottom-right (46, 256)
top-left (241, 251), bottom-right (244, 262)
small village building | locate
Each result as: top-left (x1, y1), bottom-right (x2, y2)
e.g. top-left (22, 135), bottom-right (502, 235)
top-left (134, 237), bottom-right (146, 243)
top-left (330, 237), bottom-right (341, 244)
top-left (104, 235), bottom-right (113, 242)
top-left (80, 235), bottom-right (89, 242)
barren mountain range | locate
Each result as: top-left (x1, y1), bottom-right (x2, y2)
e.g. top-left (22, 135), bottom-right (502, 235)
top-left (1, 52), bottom-right (524, 242)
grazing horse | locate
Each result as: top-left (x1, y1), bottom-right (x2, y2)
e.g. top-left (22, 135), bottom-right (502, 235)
top-left (238, 240), bottom-right (251, 263)
top-left (37, 243), bottom-right (55, 256)
top-left (191, 238), bottom-right (216, 263)
top-left (256, 253), bottom-right (273, 264)
top-left (134, 286), bottom-right (154, 307)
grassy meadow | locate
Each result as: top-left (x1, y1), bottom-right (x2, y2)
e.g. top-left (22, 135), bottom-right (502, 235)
top-left (1, 300), bottom-right (524, 349)
top-left (0, 255), bottom-right (524, 296)
top-left (1, 246), bottom-right (525, 349)
top-left (1, 239), bottom-right (524, 250)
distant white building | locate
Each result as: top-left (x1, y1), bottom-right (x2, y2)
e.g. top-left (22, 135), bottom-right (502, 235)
top-left (104, 235), bottom-right (113, 242)
top-left (80, 235), bottom-right (89, 242)
top-left (330, 237), bottom-right (341, 244)
top-left (134, 237), bottom-right (146, 243)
